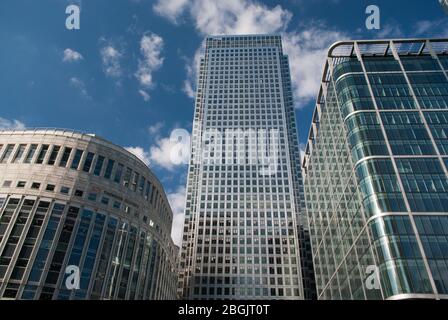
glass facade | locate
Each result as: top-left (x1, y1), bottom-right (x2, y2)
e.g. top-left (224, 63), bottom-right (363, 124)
top-left (302, 39), bottom-right (448, 299)
top-left (178, 35), bottom-right (314, 300)
top-left (0, 129), bottom-right (178, 300)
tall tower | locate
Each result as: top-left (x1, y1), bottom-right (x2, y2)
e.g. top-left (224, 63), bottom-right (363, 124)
top-left (302, 38), bottom-right (448, 300)
top-left (178, 34), bottom-right (310, 300)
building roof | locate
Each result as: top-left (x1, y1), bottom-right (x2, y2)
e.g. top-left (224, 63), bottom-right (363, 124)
top-left (301, 38), bottom-right (448, 174)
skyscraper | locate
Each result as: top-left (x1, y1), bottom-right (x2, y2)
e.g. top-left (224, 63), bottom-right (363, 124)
top-left (302, 38), bottom-right (448, 300)
top-left (0, 129), bottom-right (178, 300)
top-left (178, 35), bottom-right (311, 299)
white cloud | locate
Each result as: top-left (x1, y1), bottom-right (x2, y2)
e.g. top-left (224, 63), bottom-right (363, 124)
top-left (182, 44), bottom-right (204, 99)
top-left (62, 48), bottom-right (83, 62)
top-left (69, 77), bottom-right (90, 98)
top-left (135, 33), bottom-right (164, 89)
top-left (153, 0), bottom-right (291, 36)
top-left (414, 19), bottom-right (448, 37)
top-left (0, 117), bottom-right (26, 130)
top-left (156, 0), bottom-right (346, 108)
top-left (415, 20), bottom-right (436, 35)
top-left (172, 0), bottom-right (292, 100)
top-left (168, 185), bottom-right (186, 246)
top-left (148, 121), bottom-right (165, 135)
top-left (182, 79), bottom-right (196, 99)
top-left (370, 18), bottom-right (448, 41)
top-left (125, 127), bottom-right (190, 170)
top-left (299, 142), bottom-right (306, 163)
top-left (282, 26), bottom-right (346, 108)
top-left (125, 146), bottom-right (151, 166)
top-left (149, 132), bottom-right (190, 170)
top-left (100, 44), bottom-right (123, 78)
top-left (153, 0), bottom-right (188, 23)
top-left (376, 23), bottom-right (403, 39)
top-left (139, 89), bottom-right (151, 102)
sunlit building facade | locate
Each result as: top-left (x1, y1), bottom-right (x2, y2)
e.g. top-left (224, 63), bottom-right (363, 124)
top-left (178, 34), bottom-right (312, 300)
top-left (302, 39), bottom-right (448, 299)
top-left (0, 129), bottom-right (178, 300)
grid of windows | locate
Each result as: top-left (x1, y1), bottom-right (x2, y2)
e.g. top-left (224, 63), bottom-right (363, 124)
top-left (0, 130), bottom-right (178, 300)
top-left (0, 142), bottom-right (172, 226)
top-left (178, 35), bottom-right (310, 300)
top-left (303, 39), bottom-right (448, 300)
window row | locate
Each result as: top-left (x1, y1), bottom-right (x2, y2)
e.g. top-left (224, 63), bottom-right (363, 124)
top-left (0, 143), bottom-right (169, 221)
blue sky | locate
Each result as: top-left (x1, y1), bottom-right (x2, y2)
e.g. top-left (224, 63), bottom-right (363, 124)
top-left (0, 0), bottom-right (447, 245)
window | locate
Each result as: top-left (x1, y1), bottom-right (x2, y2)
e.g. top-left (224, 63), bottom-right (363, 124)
top-left (2, 180), bottom-right (12, 187)
top-left (38, 205), bottom-right (78, 297)
top-left (104, 159), bottom-right (115, 179)
top-left (17, 181), bottom-right (26, 188)
top-left (59, 147), bottom-right (72, 167)
top-left (74, 189), bottom-right (84, 197)
top-left (131, 172), bottom-right (139, 191)
top-left (47, 146), bottom-right (60, 165)
top-left (36, 145), bottom-right (49, 164)
top-left (113, 201), bottom-right (121, 209)
top-left (12, 144), bottom-right (27, 163)
top-left (101, 197), bottom-right (109, 205)
top-left (114, 163), bottom-right (124, 183)
top-left (93, 155), bottom-right (105, 176)
top-left (90, 216), bottom-right (117, 299)
top-left (24, 144), bottom-right (37, 164)
top-left (82, 152), bottom-right (95, 173)
top-left (145, 181), bottom-right (152, 200)
top-left (31, 182), bottom-right (41, 189)
top-left (1, 144), bottom-right (15, 163)
top-left (60, 186), bottom-right (70, 194)
top-left (88, 192), bottom-right (97, 201)
top-left (139, 176), bottom-right (145, 194)
top-left (70, 149), bottom-right (84, 170)
top-left (123, 167), bottom-right (132, 187)
top-left (45, 184), bottom-right (55, 192)
top-left (0, 197), bottom-right (6, 211)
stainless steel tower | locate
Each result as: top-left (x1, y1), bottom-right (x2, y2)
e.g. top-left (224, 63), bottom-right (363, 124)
top-left (178, 35), bottom-right (311, 299)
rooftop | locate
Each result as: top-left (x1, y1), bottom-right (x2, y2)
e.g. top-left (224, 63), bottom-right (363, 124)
top-left (301, 38), bottom-right (448, 174)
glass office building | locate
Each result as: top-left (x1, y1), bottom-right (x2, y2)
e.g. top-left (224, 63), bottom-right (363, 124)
top-left (0, 129), bottom-right (178, 300)
top-left (302, 39), bottom-right (448, 300)
top-left (178, 35), bottom-right (313, 299)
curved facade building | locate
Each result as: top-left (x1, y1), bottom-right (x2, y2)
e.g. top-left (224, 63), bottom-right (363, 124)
top-left (302, 38), bottom-right (448, 300)
top-left (0, 129), bottom-right (178, 300)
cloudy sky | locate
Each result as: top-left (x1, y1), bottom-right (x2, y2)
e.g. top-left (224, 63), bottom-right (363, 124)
top-left (0, 0), bottom-right (447, 246)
